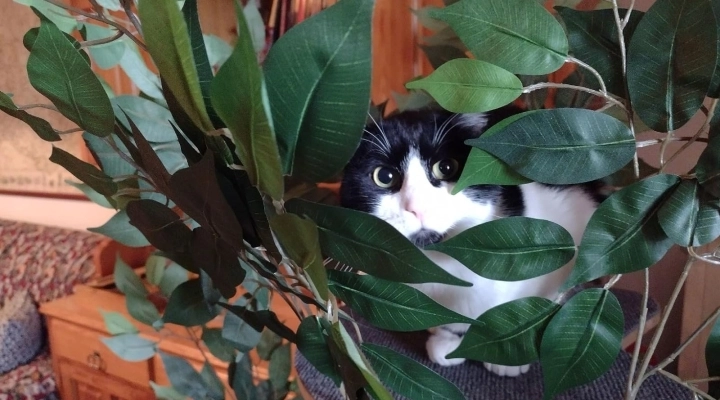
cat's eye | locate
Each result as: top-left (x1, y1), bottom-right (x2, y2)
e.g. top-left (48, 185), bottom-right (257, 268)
top-left (432, 159), bottom-right (459, 180)
top-left (372, 166), bottom-right (399, 188)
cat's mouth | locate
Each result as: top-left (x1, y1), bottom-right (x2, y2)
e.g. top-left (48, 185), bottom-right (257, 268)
top-left (410, 229), bottom-right (444, 247)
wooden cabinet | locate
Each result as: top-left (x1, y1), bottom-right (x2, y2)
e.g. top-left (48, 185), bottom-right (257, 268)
top-left (58, 359), bottom-right (155, 400)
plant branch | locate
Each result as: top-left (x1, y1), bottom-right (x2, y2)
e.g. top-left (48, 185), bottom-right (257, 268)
top-left (604, 274), bottom-right (623, 289)
top-left (626, 268), bottom-right (649, 399)
top-left (522, 82), bottom-right (625, 109)
top-left (120, 0), bottom-right (143, 37)
top-left (567, 56), bottom-right (608, 94)
top-left (80, 30), bottom-right (123, 47)
top-left (631, 255), bottom-right (695, 397)
top-left (659, 131), bottom-right (674, 167)
top-left (646, 306), bottom-right (720, 378)
top-left (688, 246), bottom-right (720, 266)
top-left (55, 127), bottom-right (84, 134)
top-left (656, 370), bottom-right (715, 400)
top-left (622, 0), bottom-right (636, 28)
top-left (687, 377), bottom-right (720, 384)
top-left (636, 137), bottom-right (709, 148)
top-left (43, 0), bottom-right (147, 51)
top-left (662, 98), bottom-right (719, 172)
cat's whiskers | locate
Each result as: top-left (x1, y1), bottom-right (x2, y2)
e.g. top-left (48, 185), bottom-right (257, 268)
top-left (432, 113), bottom-right (460, 146)
top-left (435, 116), bottom-right (463, 146)
top-left (367, 112), bottom-right (393, 154)
top-left (362, 131), bottom-right (392, 156)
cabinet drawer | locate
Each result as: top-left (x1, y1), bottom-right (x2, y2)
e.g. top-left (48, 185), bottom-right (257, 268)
top-left (49, 319), bottom-right (151, 387)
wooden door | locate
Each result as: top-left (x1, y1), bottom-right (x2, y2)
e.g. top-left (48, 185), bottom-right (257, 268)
top-left (58, 359), bottom-right (155, 400)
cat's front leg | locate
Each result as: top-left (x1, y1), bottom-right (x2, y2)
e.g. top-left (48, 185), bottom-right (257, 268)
top-left (426, 326), bottom-right (466, 367)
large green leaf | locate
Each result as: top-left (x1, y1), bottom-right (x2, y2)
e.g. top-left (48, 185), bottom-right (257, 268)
top-left (296, 317), bottom-right (341, 385)
top-left (427, 217), bottom-right (575, 281)
top-left (89, 209), bottom-right (151, 247)
top-left (100, 311), bottom-right (138, 335)
top-left (82, 133), bottom-right (134, 178)
top-left (707, 316), bottom-right (720, 397)
top-left (119, 41), bottom-right (163, 100)
top-left (658, 180), bottom-right (720, 247)
top-left (211, 2), bottom-right (284, 200)
top-left (269, 344), bottom-right (292, 392)
top-left (101, 333), bottom-right (157, 362)
top-left (162, 279), bottom-right (217, 327)
top-left (263, 0), bottom-right (373, 181)
top-left (27, 11), bottom-right (114, 136)
top-left (125, 199), bottom-right (192, 252)
top-left (285, 198), bottom-right (470, 286)
top-left (201, 327), bottom-right (235, 362)
top-left (450, 297), bottom-right (559, 365)
top-left (327, 270), bottom-right (475, 331)
top-left (83, 23), bottom-right (126, 70)
top-left (468, 109), bottom-right (635, 185)
top-left (708, 0), bottom-right (720, 98)
top-left (556, 8), bottom-right (643, 96)
top-left (697, 130), bottom-right (720, 198)
top-left (362, 343), bottom-right (465, 400)
top-left (15, 0), bottom-right (77, 33)
top-left (429, 0), bottom-right (568, 75)
top-left (50, 147), bottom-right (117, 196)
top-left (541, 289), bottom-right (623, 399)
top-left (627, 0), bottom-right (717, 132)
top-left (406, 59), bottom-right (522, 113)
top-left (113, 257), bottom-right (162, 326)
top-left (0, 91), bottom-right (59, 141)
top-left (453, 148), bottom-right (531, 193)
top-left (159, 351), bottom-right (213, 400)
top-left (564, 174), bottom-right (679, 289)
top-left (269, 214), bottom-right (328, 300)
top-left (222, 296), bottom-right (263, 352)
top-left (112, 96), bottom-right (176, 142)
top-left (138, 0), bottom-right (213, 131)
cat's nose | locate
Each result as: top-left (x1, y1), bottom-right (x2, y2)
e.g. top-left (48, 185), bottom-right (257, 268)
top-left (404, 203), bottom-right (425, 222)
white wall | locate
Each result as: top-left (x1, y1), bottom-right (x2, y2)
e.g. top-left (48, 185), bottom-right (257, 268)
top-left (0, 194), bottom-right (116, 231)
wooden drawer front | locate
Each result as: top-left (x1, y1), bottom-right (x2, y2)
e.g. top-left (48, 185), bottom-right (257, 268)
top-left (50, 320), bottom-right (151, 387)
top-left (59, 359), bottom-right (155, 400)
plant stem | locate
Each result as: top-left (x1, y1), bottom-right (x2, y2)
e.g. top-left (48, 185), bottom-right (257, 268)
top-left (522, 82), bottom-right (626, 109)
top-left (43, 0), bottom-right (148, 51)
top-left (55, 127), bottom-right (84, 134)
top-left (646, 306), bottom-right (720, 378)
top-left (631, 255), bottom-right (695, 398)
top-left (120, 0), bottom-right (143, 37)
top-left (80, 30), bottom-right (123, 47)
top-left (626, 268), bottom-right (649, 399)
top-left (604, 274), bottom-right (623, 289)
top-left (567, 56), bottom-right (608, 94)
top-left (662, 98), bottom-right (719, 172)
top-left (656, 370), bottom-right (715, 400)
top-left (659, 131), bottom-right (674, 167)
top-left (687, 377), bottom-right (720, 384)
top-left (688, 246), bottom-right (720, 266)
top-left (622, 0), bottom-right (636, 28)
top-left (636, 137), bottom-right (709, 148)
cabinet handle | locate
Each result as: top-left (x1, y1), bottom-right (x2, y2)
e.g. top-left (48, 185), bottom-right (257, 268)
top-left (86, 351), bottom-right (104, 370)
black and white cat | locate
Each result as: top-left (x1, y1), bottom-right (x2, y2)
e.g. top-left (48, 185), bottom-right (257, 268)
top-left (339, 106), bottom-right (603, 377)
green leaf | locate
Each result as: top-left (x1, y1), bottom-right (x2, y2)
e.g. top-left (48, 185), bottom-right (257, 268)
top-left (204, 34), bottom-right (233, 68)
top-left (83, 23), bottom-right (127, 69)
top-left (697, 131), bottom-right (720, 198)
top-left (468, 108), bottom-right (635, 184)
top-left (419, 44), bottom-right (468, 70)
top-left (82, 133), bottom-right (134, 178)
top-left (101, 333), bottom-right (157, 362)
top-left (392, 90), bottom-right (435, 113)
top-left (112, 96), bottom-right (177, 142)
top-left (163, 279), bottom-right (217, 327)
top-left (210, 2), bottom-right (284, 200)
top-left (159, 263), bottom-right (190, 297)
top-left (66, 181), bottom-right (115, 209)
top-left (0, 91), bottom-right (59, 141)
top-left (96, 0), bottom-right (121, 11)
top-left (269, 214), bottom-right (328, 301)
top-left (449, 297), bottom-right (559, 365)
top-left (264, 0), bottom-right (373, 181)
top-left (160, 351), bottom-right (213, 400)
top-left (708, 0), bottom-right (720, 98)
top-left (257, 329), bottom-right (284, 361)
top-left (328, 270), bottom-right (475, 331)
top-left (269, 344), bottom-right (292, 391)
top-left (706, 316), bottom-right (720, 397)
top-left (89, 209), bottom-right (151, 247)
top-left (556, 8), bottom-right (643, 96)
top-left (564, 174), bottom-right (679, 289)
top-left (330, 322), bottom-right (393, 400)
top-left (541, 289), bottom-right (624, 399)
top-left (428, 217), bottom-right (575, 281)
top-left (243, 1), bottom-right (266, 54)
top-left (127, 293), bottom-right (162, 327)
top-left (658, 180), bottom-right (720, 247)
top-left (453, 148), bottom-right (531, 193)
top-left (429, 0), bottom-right (568, 75)
top-left (233, 355), bottom-right (258, 399)
top-left (188, 226), bottom-right (245, 299)
top-left (126, 199), bottom-right (192, 252)
top-left (113, 256), bottom-right (147, 299)
top-left (138, 0), bottom-right (213, 131)
top-left (406, 59), bottom-right (522, 113)
top-left (222, 297), bottom-right (263, 352)
top-left (627, 0), bottom-right (717, 132)
top-left (199, 362), bottom-right (224, 400)
top-left (100, 310), bottom-right (139, 335)
top-left (27, 11), bottom-right (114, 136)
top-left (145, 255), bottom-right (166, 286)
top-left (119, 42), bottom-right (164, 100)
top-left (362, 343), bottom-right (464, 400)
top-left (285, 198), bottom-right (470, 286)
top-left (202, 327), bottom-right (235, 362)
top-left (150, 382), bottom-right (187, 400)
top-left (15, 0), bottom-right (77, 33)
top-left (51, 147), bottom-right (117, 198)
top-left (296, 317), bottom-right (341, 385)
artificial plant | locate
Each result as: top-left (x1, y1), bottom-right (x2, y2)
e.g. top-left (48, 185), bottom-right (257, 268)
top-left (4, 0), bottom-right (720, 399)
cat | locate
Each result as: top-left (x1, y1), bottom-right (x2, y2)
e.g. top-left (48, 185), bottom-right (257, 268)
top-left (339, 105), bottom-right (603, 377)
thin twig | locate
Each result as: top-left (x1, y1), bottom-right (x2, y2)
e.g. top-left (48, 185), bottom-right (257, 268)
top-left (80, 30), bottom-right (123, 48)
top-left (522, 82), bottom-right (626, 109)
top-left (43, 0), bottom-right (147, 51)
top-left (626, 269), bottom-right (649, 399)
top-left (18, 104), bottom-right (59, 112)
top-left (120, 0), bottom-right (143, 37)
top-left (663, 98), bottom-right (719, 172)
top-left (621, 0), bottom-right (636, 28)
top-left (646, 306), bottom-right (720, 377)
top-left (659, 131), bottom-right (674, 167)
top-left (567, 56), bottom-right (608, 94)
top-left (604, 274), bottom-right (623, 289)
top-left (656, 370), bottom-right (715, 400)
top-left (55, 127), bottom-right (84, 134)
top-left (687, 377), bottom-right (720, 384)
top-left (688, 246), bottom-right (720, 266)
top-left (636, 137), bottom-right (709, 148)
top-left (631, 255), bottom-right (695, 398)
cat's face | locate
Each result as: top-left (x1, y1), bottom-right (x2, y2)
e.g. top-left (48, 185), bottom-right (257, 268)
top-left (340, 110), bottom-right (507, 247)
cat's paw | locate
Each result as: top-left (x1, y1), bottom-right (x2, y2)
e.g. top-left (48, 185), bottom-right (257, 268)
top-left (483, 362), bottom-right (531, 377)
top-left (426, 331), bottom-right (465, 367)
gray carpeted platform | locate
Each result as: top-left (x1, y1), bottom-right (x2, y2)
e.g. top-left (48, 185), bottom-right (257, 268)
top-left (295, 289), bottom-right (692, 400)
